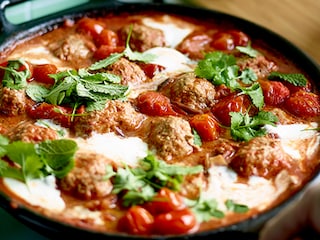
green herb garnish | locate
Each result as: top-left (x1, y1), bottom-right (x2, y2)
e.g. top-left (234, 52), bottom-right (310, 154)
top-left (268, 71), bottom-right (307, 86)
top-left (0, 136), bottom-right (77, 183)
top-left (236, 43), bottom-right (260, 58)
top-left (230, 111), bottom-right (279, 141)
top-left (106, 152), bottom-right (203, 207)
top-left (225, 199), bottom-right (249, 213)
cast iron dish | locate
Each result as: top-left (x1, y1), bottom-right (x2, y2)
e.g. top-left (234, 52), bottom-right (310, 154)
top-left (0, 0), bottom-right (319, 239)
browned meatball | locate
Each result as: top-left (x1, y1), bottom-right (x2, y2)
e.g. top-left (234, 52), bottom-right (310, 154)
top-left (119, 23), bottom-right (166, 52)
top-left (229, 137), bottom-right (294, 179)
top-left (6, 121), bottom-right (59, 143)
top-left (237, 55), bottom-right (278, 78)
top-left (48, 33), bottom-right (96, 68)
top-left (108, 58), bottom-right (147, 85)
top-left (73, 100), bottom-right (146, 138)
top-left (147, 116), bottom-right (196, 161)
top-left (0, 87), bottom-right (26, 116)
top-left (59, 151), bottom-right (114, 200)
top-left (159, 72), bottom-right (216, 113)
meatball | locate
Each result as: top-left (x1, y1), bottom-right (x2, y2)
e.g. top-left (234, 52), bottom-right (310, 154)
top-left (108, 58), bottom-right (147, 85)
top-left (237, 55), bottom-right (278, 78)
top-left (6, 121), bottom-right (59, 143)
top-left (48, 33), bottom-right (96, 68)
top-left (0, 87), bottom-right (26, 116)
top-left (59, 151), bottom-right (114, 200)
top-left (73, 100), bottom-right (146, 138)
top-left (229, 137), bottom-right (294, 179)
top-left (147, 116), bottom-right (196, 161)
top-left (159, 72), bottom-right (216, 113)
top-left (119, 23), bottom-right (166, 52)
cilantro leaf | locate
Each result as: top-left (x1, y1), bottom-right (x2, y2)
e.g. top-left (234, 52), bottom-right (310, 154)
top-left (268, 71), bottom-right (307, 86)
top-left (89, 53), bottom-right (123, 71)
top-left (230, 111), bottom-right (278, 141)
top-left (0, 59), bottom-right (31, 90)
top-left (239, 82), bottom-right (264, 109)
top-left (107, 152), bottom-right (203, 207)
top-left (193, 129), bottom-right (202, 147)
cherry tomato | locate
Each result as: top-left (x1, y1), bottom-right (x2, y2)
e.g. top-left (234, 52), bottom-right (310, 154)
top-left (95, 29), bottom-right (119, 47)
top-left (76, 17), bottom-right (105, 39)
top-left (211, 30), bottom-right (249, 51)
top-left (189, 113), bottom-right (221, 141)
top-left (118, 206), bottom-right (154, 235)
top-left (32, 64), bottom-right (57, 85)
top-left (177, 31), bottom-right (212, 59)
top-left (153, 208), bottom-right (198, 235)
top-left (259, 80), bottom-right (290, 106)
top-left (94, 45), bottom-right (125, 60)
top-left (144, 188), bottom-right (185, 215)
top-left (136, 91), bottom-right (178, 116)
top-left (284, 90), bottom-right (320, 118)
top-left (283, 79), bottom-right (313, 94)
top-left (27, 102), bottom-right (72, 127)
top-left (212, 94), bottom-right (251, 126)
top-left (140, 63), bottom-right (165, 78)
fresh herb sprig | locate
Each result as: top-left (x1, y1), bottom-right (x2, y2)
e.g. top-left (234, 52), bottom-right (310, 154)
top-left (230, 111), bottom-right (279, 141)
top-left (268, 71), bottom-right (307, 86)
top-left (105, 152), bottom-right (203, 207)
top-left (195, 51), bottom-right (264, 109)
top-left (0, 135), bottom-right (78, 183)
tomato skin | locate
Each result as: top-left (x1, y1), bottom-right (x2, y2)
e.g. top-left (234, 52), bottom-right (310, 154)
top-left (32, 64), bottom-right (57, 85)
top-left (140, 63), bottom-right (165, 78)
top-left (259, 80), bottom-right (290, 106)
top-left (118, 206), bottom-right (154, 235)
top-left (284, 90), bottom-right (320, 118)
top-left (144, 188), bottom-right (185, 215)
top-left (211, 30), bottom-right (249, 51)
top-left (27, 102), bottom-right (72, 127)
top-left (94, 45), bottom-right (125, 60)
top-left (189, 113), bottom-right (220, 141)
top-left (76, 17), bottom-right (105, 39)
top-left (95, 29), bottom-right (119, 47)
top-left (212, 94), bottom-right (250, 126)
top-left (136, 91), bottom-right (178, 116)
top-left (284, 80), bottom-right (313, 94)
top-left (153, 208), bottom-right (198, 235)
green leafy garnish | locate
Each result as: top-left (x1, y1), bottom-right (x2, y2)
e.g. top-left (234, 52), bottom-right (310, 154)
top-left (268, 71), bottom-right (307, 86)
top-left (230, 111), bottom-right (279, 141)
top-left (106, 152), bottom-right (203, 207)
top-left (195, 51), bottom-right (264, 109)
top-left (26, 68), bottom-right (128, 112)
top-left (225, 199), bottom-right (249, 213)
top-left (236, 44), bottom-right (260, 58)
top-left (0, 136), bottom-right (78, 183)
top-left (192, 129), bottom-right (202, 147)
top-left (89, 25), bottom-right (155, 71)
top-left (0, 59), bottom-right (31, 90)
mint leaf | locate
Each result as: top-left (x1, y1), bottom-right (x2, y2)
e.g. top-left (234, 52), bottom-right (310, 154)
top-left (0, 59), bottom-right (31, 90)
top-left (268, 72), bottom-right (307, 86)
top-left (225, 199), bottom-right (249, 213)
top-left (236, 44), bottom-right (260, 58)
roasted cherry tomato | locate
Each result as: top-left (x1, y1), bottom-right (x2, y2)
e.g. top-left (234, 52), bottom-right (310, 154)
top-left (76, 17), bottom-right (105, 39)
top-left (140, 63), bottom-right (165, 79)
top-left (283, 79), bottom-right (313, 94)
top-left (27, 102), bottom-right (72, 127)
top-left (32, 64), bottom-right (57, 85)
top-left (118, 206), bottom-right (154, 235)
top-left (144, 188), bottom-right (185, 215)
top-left (259, 80), bottom-right (290, 106)
top-left (212, 94), bottom-right (251, 126)
top-left (284, 90), bottom-right (320, 118)
top-left (95, 29), bottom-right (119, 47)
top-left (136, 91), bottom-right (178, 116)
top-left (94, 45), bottom-right (125, 60)
top-left (189, 113), bottom-right (221, 141)
top-left (211, 30), bottom-right (249, 51)
top-left (153, 208), bottom-right (198, 235)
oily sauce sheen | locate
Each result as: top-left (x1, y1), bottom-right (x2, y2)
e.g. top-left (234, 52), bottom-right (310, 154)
top-left (0, 10), bottom-right (319, 237)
